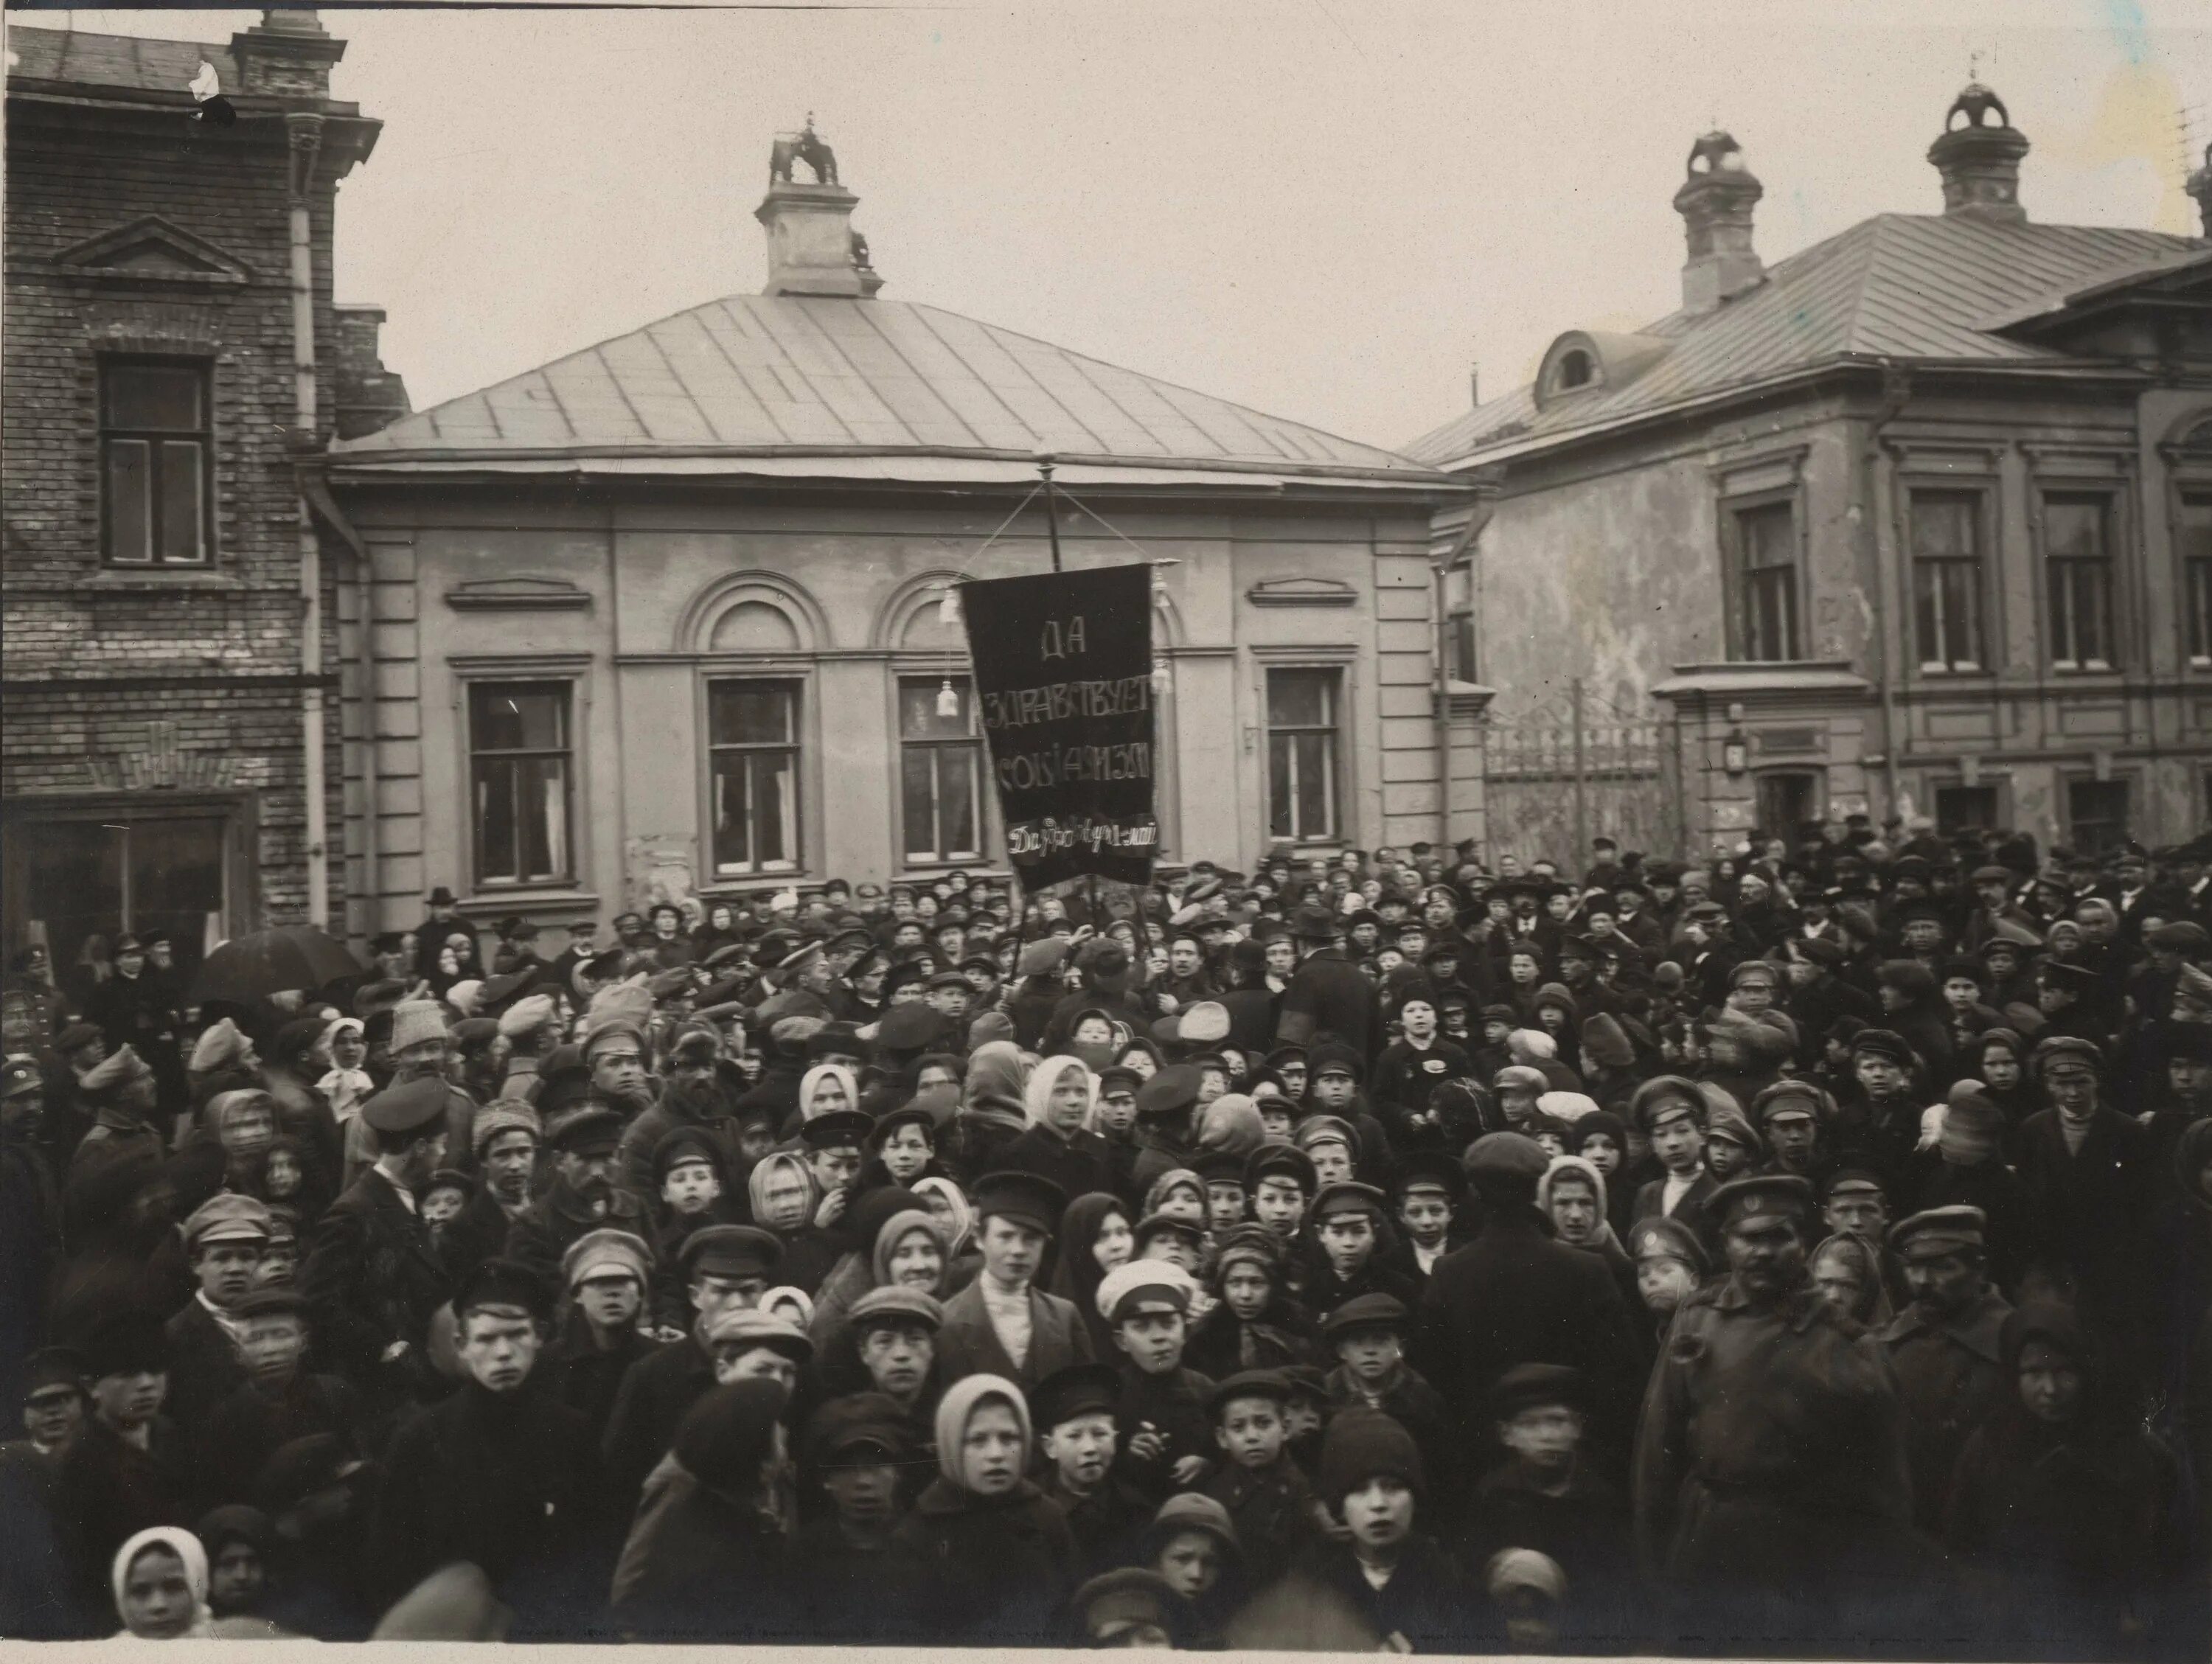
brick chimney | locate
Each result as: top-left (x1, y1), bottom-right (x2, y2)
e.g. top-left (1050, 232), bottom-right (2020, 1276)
top-left (2188, 142), bottom-right (2212, 238)
top-left (1673, 131), bottom-right (1763, 315)
top-left (229, 8), bottom-right (346, 100)
top-left (1928, 84), bottom-right (2030, 223)
top-left (755, 119), bottom-right (883, 299)
top-left (331, 305), bottom-right (411, 439)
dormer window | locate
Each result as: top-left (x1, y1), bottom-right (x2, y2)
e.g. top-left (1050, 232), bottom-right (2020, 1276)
top-left (1555, 350), bottom-right (1593, 391)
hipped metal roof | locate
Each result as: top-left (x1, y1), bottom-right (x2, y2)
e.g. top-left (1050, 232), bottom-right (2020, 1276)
top-left (1402, 212), bottom-right (2205, 467)
top-left (333, 293), bottom-right (1447, 489)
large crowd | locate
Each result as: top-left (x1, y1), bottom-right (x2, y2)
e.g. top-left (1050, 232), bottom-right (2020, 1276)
top-left (2, 820), bottom-right (2210, 1654)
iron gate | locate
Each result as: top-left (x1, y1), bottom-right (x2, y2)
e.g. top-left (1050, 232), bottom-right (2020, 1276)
top-left (1480, 682), bottom-right (1684, 866)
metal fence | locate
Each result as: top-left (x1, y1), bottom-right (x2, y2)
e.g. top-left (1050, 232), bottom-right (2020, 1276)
top-left (1481, 680), bottom-right (1684, 865)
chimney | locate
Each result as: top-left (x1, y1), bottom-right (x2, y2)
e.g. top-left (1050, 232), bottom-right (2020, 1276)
top-left (1672, 131), bottom-right (1763, 314)
top-left (229, 9), bottom-right (345, 100)
top-left (754, 119), bottom-right (883, 299)
top-left (331, 304), bottom-right (411, 439)
top-left (1928, 84), bottom-right (2030, 223)
top-left (2188, 142), bottom-right (2212, 238)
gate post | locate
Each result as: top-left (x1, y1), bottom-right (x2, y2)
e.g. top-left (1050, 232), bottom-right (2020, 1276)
top-left (1441, 680), bottom-right (1495, 859)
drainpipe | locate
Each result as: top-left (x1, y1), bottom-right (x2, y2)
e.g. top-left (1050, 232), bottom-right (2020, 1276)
top-left (1864, 361), bottom-right (1910, 824)
top-left (299, 464), bottom-right (375, 949)
top-left (286, 111), bottom-right (330, 930)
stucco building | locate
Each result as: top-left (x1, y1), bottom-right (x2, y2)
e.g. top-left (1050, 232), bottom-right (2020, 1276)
top-left (1405, 89), bottom-right (2212, 858)
top-left (1, 13), bottom-right (398, 979)
top-left (319, 151), bottom-right (1464, 936)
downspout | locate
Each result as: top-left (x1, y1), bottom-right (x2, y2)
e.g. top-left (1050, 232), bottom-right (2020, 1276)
top-left (286, 110), bottom-right (330, 929)
top-left (299, 464), bottom-right (375, 949)
top-left (1864, 361), bottom-right (1910, 823)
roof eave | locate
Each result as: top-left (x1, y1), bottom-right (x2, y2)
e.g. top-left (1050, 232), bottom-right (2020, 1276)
top-left (1429, 354), bottom-right (2154, 474)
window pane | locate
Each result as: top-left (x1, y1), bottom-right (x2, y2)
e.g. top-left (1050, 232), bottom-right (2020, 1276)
top-left (2044, 496), bottom-right (2104, 559)
top-left (753, 752), bottom-right (794, 867)
top-left (1267, 734), bottom-right (1293, 838)
top-left (473, 685), bottom-right (566, 751)
top-left (939, 747), bottom-right (978, 855)
top-left (1740, 502), bottom-right (1793, 570)
top-left (900, 678), bottom-right (971, 739)
top-left (902, 749), bottom-right (938, 859)
top-left (521, 757), bottom-right (565, 880)
top-left (709, 682), bottom-right (794, 745)
top-left (1295, 733), bottom-right (1332, 838)
top-left (106, 364), bottom-right (202, 431)
top-left (1911, 492), bottom-right (1978, 560)
top-left (1267, 670), bottom-right (1330, 728)
top-left (476, 759), bottom-right (518, 883)
top-left (1936, 786), bottom-right (1998, 834)
top-left (105, 440), bottom-right (151, 563)
top-left (2068, 780), bottom-right (2129, 855)
top-left (2190, 560), bottom-right (2212, 661)
top-left (159, 441), bottom-right (204, 563)
top-left (712, 756), bottom-right (751, 871)
top-left (1913, 563), bottom-right (1942, 665)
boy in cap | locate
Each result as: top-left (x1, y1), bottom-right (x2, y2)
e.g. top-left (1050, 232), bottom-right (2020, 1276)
top-left (1627, 1076), bottom-right (1719, 1257)
top-left (1459, 1363), bottom-right (1630, 1621)
top-left (366, 1260), bottom-right (604, 1615)
top-left (1032, 1360), bottom-right (1150, 1579)
top-left (703, 1307), bottom-right (812, 1395)
top-left (1306, 1181), bottom-right (1419, 1322)
top-left (55, 1312), bottom-right (189, 1608)
top-left (1322, 1294), bottom-right (1455, 1511)
top-left (1625, 1216), bottom-right (1705, 1346)
top-left (1368, 986), bottom-right (1475, 1146)
top-left (1200, 1368), bottom-right (1324, 1587)
top-left (199, 1287), bottom-right (364, 1505)
top-left (846, 1285), bottom-right (944, 1431)
top-left (1096, 1259), bottom-right (1214, 1503)
top-left (790, 1392), bottom-right (917, 1635)
top-left (168, 1192), bottom-right (275, 1428)
top-left (543, 1228), bottom-right (659, 1445)
top-left (935, 1171), bottom-right (1091, 1390)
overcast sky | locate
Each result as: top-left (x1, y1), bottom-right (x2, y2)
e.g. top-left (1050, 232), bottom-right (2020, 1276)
top-left (38, 1), bottom-right (2212, 451)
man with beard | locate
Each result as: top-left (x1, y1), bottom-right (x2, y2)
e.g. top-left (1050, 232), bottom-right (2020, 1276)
top-left (162, 1193), bottom-right (273, 1437)
top-left (507, 1106), bottom-right (647, 1299)
top-left (442, 1101), bottom-right (542, 1284)
top-left (616, 1026), bottom-right (732, 1207)
top-left (302, 1076), bottom-right (453, 1411)
top-left (365, 1259), bottom-right (607, 1629)
top-left (1634, 1174), bottom-right (1918, 1648)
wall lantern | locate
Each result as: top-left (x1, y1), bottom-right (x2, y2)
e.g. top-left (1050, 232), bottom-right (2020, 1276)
top-left (1722, 729), bottom-right (1750, 776)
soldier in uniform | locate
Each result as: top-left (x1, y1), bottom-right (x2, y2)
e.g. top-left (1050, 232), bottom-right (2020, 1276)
top-left (1878, 1205), bottom-right (2012, 1532)
top-left (1633, 1173), bottom-right (1924, 1649)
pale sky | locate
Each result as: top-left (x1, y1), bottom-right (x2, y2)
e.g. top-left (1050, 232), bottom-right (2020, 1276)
top-left (31, 1), bottom-right (2212, 452)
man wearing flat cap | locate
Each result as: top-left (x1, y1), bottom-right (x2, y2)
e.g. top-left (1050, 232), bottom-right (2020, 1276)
top-left (936, 1171), bottom-right (1093, 1390)
top-left (366, 1259), bottom-right (607, 1621)
top-left (164, 1192), bottom-right (274, 1433)
top-left (504, 1105), bottom-right (648, 1298)
top-left (542, 1229), bottom-right (661, 1447)
top-left (1879, 1206), bottom-right (2012, 1530)
top-left (1634, 1173), bottom-right (1917, 1643)
top-left (303, 1074), bottom-right (455, 1407)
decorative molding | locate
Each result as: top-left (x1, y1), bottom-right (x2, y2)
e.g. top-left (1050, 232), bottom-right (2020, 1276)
top-left (85, 720), bottom-right (243, 792)
top-left (672, 569), bottom-right (830, 655)
top-left (1245, 576), bottom-right (1357, 608)
top-left (1881, 438), bottom-right (2006, 476)
top-left (1709, 442), bottom-right (1810, 494)
top-left (448, 652), bottom-right (594, 677)
top-left (51, 215), bottom-right (254, 288)
top-left (2020, 442), bottom-right (2132, 478)
top-left (444, 575), bottom-right (593, 613)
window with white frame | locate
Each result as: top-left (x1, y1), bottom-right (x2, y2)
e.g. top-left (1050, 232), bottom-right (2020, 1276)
top-left (469, 682), bottom-right (574, 887)
top-left (1444, 560), bottom-right (1477, 682)
top-left (101, 359), bottom-right (211, 565)
top-left (1266, 668), bottom-right (1343, 843)
top-left (707, 680), bottom-right (801, 876)
top-left (1732, 499), bottom-right (1801, 662)
top-left (1910, 490), bottom-right (1986, 672)
top-left (899, 677), bottom-right (982, 863)
top-left (2043, 493), bottom-right (2115, 670)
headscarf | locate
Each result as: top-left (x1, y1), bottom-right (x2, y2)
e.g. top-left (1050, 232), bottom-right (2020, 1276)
top-left (933, 1373), bottom-right (1031, 1490)
top-left (1196, 1094), bottom-right (1265, 1160)
top-left (912, 1176), bottom-right (975, 1258)
top-left (1023, 1055), bottom-right (1094, 1129)
top-left (745, 1151), bottom-right (817, 1230)
top-left (869, 1211), bottom-right (948, 1292)
top-left (797, 1063), bottom-right (858, 1121)
top-left (962, 1042), bottom-right (1030, 1132)
top-left (316, 1017), bottom-right (373, 1123)
top-left (112, 1526), bottom-right (213, 1639)
top-left (1809, 1232), bottom-right (1893, 1326)
top-left (1050, 1191), bottom-right (1130, 1353)
top-left (1143, 1168), bottom-right (1206, 1218)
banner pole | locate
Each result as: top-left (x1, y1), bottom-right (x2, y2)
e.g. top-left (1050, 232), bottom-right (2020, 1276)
top-left (1037, 454), bottom-right (1064, 573)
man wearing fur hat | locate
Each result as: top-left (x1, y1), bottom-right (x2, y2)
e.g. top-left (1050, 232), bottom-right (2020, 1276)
top-left (613, 1025), bottom-right (734, 1209)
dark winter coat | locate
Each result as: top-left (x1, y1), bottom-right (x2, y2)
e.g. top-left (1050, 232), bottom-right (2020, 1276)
top-left (1276, 949), bottom-right (1378, 1059)
top-left (301, 1167), bottom-right (452, 1396)
top-left (1287, 1532), bottom-right (1469, 1651)
top-left (599, 1333), bottom-right (715, 1518)
top-left (934, 1278), bottom-right (1095, 1391)
top-left (887, 1476), bottom-right (1079, 1645)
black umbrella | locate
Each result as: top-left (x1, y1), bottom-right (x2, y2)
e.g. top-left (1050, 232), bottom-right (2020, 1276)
top-left (191, 925), bottom-right (364, 1005)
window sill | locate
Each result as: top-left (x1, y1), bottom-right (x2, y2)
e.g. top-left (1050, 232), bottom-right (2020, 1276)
top-left (77, 568), bottom-right (243, 592)
top-left (455, 888), bottom-right (598, 917)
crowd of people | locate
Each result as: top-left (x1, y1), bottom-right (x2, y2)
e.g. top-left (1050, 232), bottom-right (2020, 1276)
top-left (2, 819), bottom-right (2210, 1654)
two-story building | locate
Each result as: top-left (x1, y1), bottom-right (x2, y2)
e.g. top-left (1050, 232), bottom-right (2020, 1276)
top-left (318, 147), bottom-right (1465, 939)
top-left (2, 11), bottom-right (402, 980)
top-left (1405, 88), bottom-right (2212, 857)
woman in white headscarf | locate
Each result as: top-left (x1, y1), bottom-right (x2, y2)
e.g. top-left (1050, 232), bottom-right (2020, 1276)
top-left (112, 1527), bottom-right (214, 1639)
top-left (796, 1063), bottom-right (858, 1121)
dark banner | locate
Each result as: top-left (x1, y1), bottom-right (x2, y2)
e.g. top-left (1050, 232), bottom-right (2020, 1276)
top-left (960, 562), bottom-right (1157, 887)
